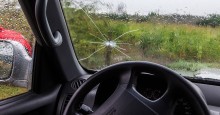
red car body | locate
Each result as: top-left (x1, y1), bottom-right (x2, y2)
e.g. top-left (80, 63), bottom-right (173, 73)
top-left (0, 26), bottom-right (32, 56)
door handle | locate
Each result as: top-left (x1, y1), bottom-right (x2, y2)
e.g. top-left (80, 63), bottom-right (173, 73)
top-left (35, 0), bottom-right (62, 47)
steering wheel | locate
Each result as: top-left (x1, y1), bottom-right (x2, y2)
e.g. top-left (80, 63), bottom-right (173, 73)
top-left (64, 61), bottom-right (210, 115)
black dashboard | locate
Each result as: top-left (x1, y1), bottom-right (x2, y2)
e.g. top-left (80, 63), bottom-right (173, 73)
top-left (58, 74), bottom-right (220, 115)
top-left (134, 72), bottom-right (197, 115)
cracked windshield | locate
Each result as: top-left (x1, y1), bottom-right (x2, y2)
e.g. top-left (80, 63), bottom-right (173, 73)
top-left (62, 0), bottom-right (220, 80)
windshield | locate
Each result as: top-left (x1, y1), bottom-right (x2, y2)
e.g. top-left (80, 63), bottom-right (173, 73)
top-left (61, 0), bottom-right (220, 80)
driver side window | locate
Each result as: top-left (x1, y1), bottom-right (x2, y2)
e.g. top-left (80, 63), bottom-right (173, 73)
top-left (0, 0), bottom-right (35, 100)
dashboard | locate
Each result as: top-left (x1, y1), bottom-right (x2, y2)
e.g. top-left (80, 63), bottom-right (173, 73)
top-left (58, 74), bottom-right (220, 115)
top-left (134, 72), bottom-right (203, 115)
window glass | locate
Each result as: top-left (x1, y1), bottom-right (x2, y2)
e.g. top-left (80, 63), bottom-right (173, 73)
top-left (62, 0), bottom-right (220, 80)
top-left (0, 0), bottom-right (35, 100)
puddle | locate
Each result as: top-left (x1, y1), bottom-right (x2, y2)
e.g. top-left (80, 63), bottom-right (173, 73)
top-left (195, 68), bottom-right (220, 79)
top-left (175, 68), bottom-right (220, 80)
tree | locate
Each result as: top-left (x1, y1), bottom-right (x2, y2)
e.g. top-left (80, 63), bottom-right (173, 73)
top-left (0, 0), bottom-right (35, 46)
top-left (196, 14), bottom-right (220, 28)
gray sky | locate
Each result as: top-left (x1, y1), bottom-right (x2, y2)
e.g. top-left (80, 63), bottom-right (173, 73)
top-left (100, 0), bottom-right (220, 16)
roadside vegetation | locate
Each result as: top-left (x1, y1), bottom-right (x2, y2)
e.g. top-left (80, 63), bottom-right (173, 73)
top-left (0, 84), bottom-right (27, 100)
top-left (62, 2), bottom-right (220, 70)
top-left (0, 0), bottom-right (35, 46)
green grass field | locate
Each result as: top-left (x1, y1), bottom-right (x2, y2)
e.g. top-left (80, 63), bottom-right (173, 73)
top-left (132, 22), bottom-right (220, 61)
top-left (69, 16), bottom-right (220, 70)
top-left (0, 85), bottom-right (27, 100)
top-left (128, 22), bottom-right (220, 70)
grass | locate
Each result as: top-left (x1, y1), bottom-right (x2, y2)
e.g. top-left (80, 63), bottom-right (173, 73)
top-left (81, 21), bottom-right (220, 69)
top-left (130, 22), bottom-right (220, 61)
top-left (168, 61), bottom-right (205, 72)
top-left (64, 11), bottom-right (220, 70)
top-left (0, 84), bottom-right (28, 100)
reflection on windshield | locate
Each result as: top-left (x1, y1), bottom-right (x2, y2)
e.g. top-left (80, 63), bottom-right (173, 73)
top-left (62, 0), bottom-right (220, 80)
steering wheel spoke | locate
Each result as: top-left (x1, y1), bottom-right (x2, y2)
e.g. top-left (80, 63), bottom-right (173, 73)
top-left (127, 87), bottom-right (174, 115)
top-left (93, 85), bottom-right (158, 115)
top-left (152, 86), bottom-right (176, 114)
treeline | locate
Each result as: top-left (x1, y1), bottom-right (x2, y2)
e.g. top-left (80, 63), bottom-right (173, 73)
top-left (104, 12), bottom-right (220, 28)
top-left (196, 14), bottom-right (220, 28)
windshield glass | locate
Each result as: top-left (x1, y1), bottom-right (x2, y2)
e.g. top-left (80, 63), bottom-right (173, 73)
top-left (61, 0), bottom-right (220, 80)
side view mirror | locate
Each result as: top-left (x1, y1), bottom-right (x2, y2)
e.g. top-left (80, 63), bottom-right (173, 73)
top-left (0, 40), bottom-right (32, 88)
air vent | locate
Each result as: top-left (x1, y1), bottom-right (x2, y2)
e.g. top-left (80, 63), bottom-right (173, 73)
top-left (61, 93), bottom-right (73, 114)
top-left (59, 78), bottom-right (88, 115)
top-left (71, 79), bottom-right (86, 90)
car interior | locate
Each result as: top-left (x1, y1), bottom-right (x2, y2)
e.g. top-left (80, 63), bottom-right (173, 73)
top-left (1, 0), bottom-right (220, 115)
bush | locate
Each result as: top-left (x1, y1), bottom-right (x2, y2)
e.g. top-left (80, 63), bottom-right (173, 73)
top-left (0, 1), bottom-right (35, 46)
top-left (196, 14), bottom-right (220, 28)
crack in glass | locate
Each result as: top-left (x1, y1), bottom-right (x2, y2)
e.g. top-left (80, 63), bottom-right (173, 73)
top-left (72, 2), bottom-right (139, 61)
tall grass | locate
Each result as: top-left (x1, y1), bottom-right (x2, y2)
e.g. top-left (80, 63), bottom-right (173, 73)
top-left (64, 10), bottom-right (220, 69)
top-left (132, 23), bottom-right (220, 62)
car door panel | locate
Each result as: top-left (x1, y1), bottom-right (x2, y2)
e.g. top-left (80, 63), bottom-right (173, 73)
top-left (0, 86), bottom-right (60, 115)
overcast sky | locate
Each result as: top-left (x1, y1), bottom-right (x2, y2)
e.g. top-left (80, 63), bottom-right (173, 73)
top-left (100, 0), bottom-right (220, 16)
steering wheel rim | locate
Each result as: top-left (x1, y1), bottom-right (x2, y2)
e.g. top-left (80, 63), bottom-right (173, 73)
top-left (63, 61), bottom-right (210, 115)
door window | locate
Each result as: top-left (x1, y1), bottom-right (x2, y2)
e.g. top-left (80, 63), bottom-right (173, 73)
top-left (0, 0), bottom-right (35, 100)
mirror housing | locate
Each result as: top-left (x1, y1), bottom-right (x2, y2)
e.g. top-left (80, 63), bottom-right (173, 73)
top-left (0, 40), bottom-right (32, 88)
